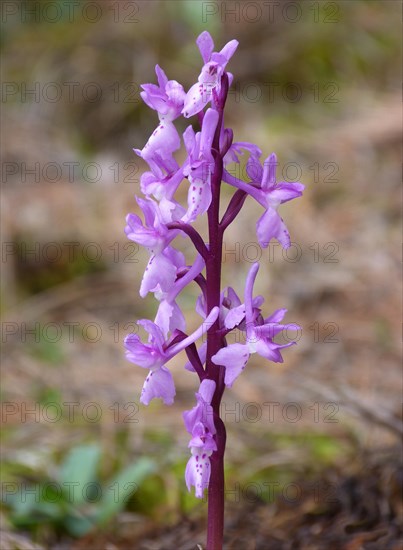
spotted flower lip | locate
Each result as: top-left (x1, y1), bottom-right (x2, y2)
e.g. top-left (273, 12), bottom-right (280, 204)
top-left (182, 108), bottom-right (219, 222)
top-left (184, 379), bottom-right (217, 498)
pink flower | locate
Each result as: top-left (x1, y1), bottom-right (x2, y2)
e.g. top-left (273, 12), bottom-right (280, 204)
top-left (212, 263), bottom-right (300, 387)
top-left (182, 31), bottom-right (238, 118)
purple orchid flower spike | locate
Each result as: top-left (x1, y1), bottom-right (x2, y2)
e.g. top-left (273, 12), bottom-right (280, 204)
top-left (182, 31), bottom-right (238, 118)
top-left (212, 263), bottom-right (300, 387)
top-left (126, 32), bottom-right (303, 549)
top-left (125, 307), bottom-right (219, 405)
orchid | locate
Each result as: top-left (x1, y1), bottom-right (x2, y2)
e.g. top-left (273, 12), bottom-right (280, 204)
top-left (133, 121), bottom-right (180, 178)
top-left (124, 31), bottom-right (303, 549)
top-left (140, 64), bottom-right (185, 122)
top-left (223, 152), bottom-right (304, 248)
top-left (125, 307), bottom-right (219, 405)
top-left (183, 379), bottom-right (217, 497)
top-left (212, 263), bottom-right (300, 387)
top-left (134, 65), bottom-right (185, 177)
top-left (182, 31), bottom-right (238, 118)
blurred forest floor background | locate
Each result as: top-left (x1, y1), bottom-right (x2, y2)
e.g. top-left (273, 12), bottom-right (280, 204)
top-left (1, 1), bottom-right (401, 548)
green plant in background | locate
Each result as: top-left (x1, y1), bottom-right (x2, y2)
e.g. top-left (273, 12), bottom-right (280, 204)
top-left (3, 444), bottom-right (156, 537)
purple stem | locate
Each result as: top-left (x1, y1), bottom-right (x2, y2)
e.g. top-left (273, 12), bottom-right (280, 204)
top-left (166, 221), bottom-right (209, 261)
top-left (205, 74), bottom-right (229, 550)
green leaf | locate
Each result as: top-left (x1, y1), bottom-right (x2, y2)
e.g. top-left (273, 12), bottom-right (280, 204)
top-left (96, 458), bottom-right (156, 523)
top-left (64, 513), bottom-right (97, 537)
top-left (59, 444), bottom-right (101, 505)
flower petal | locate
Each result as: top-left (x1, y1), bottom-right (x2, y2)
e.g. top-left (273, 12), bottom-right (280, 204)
top-left (259, 153), bottom-right (276, 190)
top-left (199, 108), bottom-right (219, 158)
top-left (155, 64), bottom-right (168, 88)
top-left (124, 334), bottom-right (162, 369)
top-left (140, 85), bottom-right (168, 113)
top-left (196, 31), bottom-right (214, 63)
top-left (137, 319), bottom-right (165, 350)
top-left (140, 122), bottom-right (180, 174)
top-left (183, 125), bottom-right (196, 157)
top-left (268, 182), bottom-right (305, 207)
top-left (256, 208), bottom-right (291, 249)
top-left (139, 253), bottom-right (177, 298)
top-left (254, 338), bottom-right (295, 363)
top-left (155, 299), bottom-right (185, 339)
top-left (140, 365), bottom-right (176, 406)
top-left (224, 303), bottom-right (245, 329)
top-left (185, 454), bottom-right (211, 499)
top-left (219, 39), bottom-right (239, 62)
top-left (198, 379), bottom-right (216, 405)
top-left (264, 308), bottom-right (287, 323)
top-left (211, 343), bottom-right (250, 387)
top-left (184, 179), bottom-right (212, 222)
top-left (183, 82), bottom-right (214, 118)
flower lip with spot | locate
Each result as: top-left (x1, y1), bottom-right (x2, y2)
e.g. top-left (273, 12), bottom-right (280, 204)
top-left (184, 383), bottom-right (217, 499)
top-left (182, 108), bottom-right (219, 222)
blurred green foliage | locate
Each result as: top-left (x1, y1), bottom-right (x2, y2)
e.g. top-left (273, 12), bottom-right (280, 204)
top-left (1, 427), bottom-right (350, 541)
top-left (3, 443), bottom-right (157, 537)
